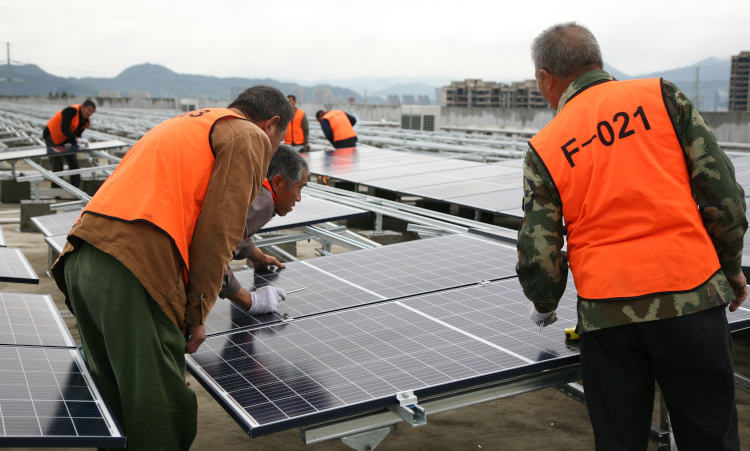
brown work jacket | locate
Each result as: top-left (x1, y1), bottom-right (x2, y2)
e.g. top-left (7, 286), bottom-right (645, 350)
top-left (51, 108), bottom-right (272, 333)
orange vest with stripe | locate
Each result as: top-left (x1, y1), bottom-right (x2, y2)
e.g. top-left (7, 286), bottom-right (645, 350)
top-left (284, 108), bottom-right (306, 145)
top-left (529, 78), bottom-right (720, 301)
top-left (46, 104), bottom-right (89, 145)
top-left (82, 108), bottom-right (247, 272)
top-left (323, 110), bottom-right (357, 142)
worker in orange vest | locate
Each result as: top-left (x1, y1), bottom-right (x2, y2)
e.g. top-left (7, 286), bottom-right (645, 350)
top-left (220, 145), bottom-right (309, 303)
top-left (43, 99), bottom-right (96, 188)
top-left (517, 23), bottom-right (746, 450)
top-left (284, 94), bottom-right (310, 152)
top-left (316, 109), bottom-right (357, 148)
top-left (51, 86), bottom-right (293, 451)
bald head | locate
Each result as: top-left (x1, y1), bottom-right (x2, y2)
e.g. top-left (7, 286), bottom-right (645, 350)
top-left (531, 22), bottom-right (603, 80)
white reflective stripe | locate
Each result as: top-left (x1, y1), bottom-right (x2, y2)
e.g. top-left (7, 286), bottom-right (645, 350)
top-left (395, 301), bottom-right (535, 364)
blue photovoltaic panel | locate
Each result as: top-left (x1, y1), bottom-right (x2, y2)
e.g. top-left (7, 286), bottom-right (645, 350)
top-left (31, 211), bottom-right (82, 237)
top-left (0, 293), bottom-right (75, 348)
top-left (0, 248), bottom-right (39, 284)
top-left (257, 196), bottom-right (368, 233)
top-left (0, 347), bottom-right (125, 447)
top-left (205, 234), bottom-right (519, 336)
top-left (188, 278), bottom-right (579, 437)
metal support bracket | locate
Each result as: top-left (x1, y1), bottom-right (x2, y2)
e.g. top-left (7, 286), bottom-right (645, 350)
top-left (735, 372), bottom-right (750, 394)
top-left (374, 213), bottom-right (383, 233)
top-left (340, 426), bottom-right (391, 451)
top-left (388, 390), bottom-right (426, 427)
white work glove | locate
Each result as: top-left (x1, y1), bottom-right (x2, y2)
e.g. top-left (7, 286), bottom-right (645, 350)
top-left (248, 286), bottom-right (286, 315)
top-left (76, 138), bottom-right (89, 147)
top-left (528, 302), bottom-right (557, 328)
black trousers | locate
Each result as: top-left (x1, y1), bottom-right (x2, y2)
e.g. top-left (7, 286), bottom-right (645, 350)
top-left (580, 306), bottom-right (739, 451)
top-left (332, 136), bottom-right (357, 149)
top-left (43, 135), bottom-right (80, 188)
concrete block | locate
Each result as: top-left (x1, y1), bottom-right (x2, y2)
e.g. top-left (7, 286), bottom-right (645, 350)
top-left (82, 180), bottom-right (105, 196)
top-left (357, 230), bottom-right (404, 246)
top-left (20, 200), bottom-right (53, 232)
top-left (0, 179), bottom-right (31, 203)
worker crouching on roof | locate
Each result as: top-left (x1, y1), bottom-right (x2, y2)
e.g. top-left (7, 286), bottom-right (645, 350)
top-left (284, 94), bottom-right (310, 152)
top-left (220, 145), bottom-right (309, 310)
top-left (51, 86), bottom-right (293, 451)
top-left (516, 22), bottom-right (747, 450)
top-left (43, 99), bottom-right (96, 188)
top-left (316, 109), bottom-right (357, 148)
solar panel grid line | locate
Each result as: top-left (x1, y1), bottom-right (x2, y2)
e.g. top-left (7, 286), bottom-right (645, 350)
top-left (297, 261), bottom-right (388, 301)
top-left (30, 210), bottom-right (81, 237)
top-left (0, 347), bottom-right (124, 446)
top-left (0, 293), bottom-right (75, 348)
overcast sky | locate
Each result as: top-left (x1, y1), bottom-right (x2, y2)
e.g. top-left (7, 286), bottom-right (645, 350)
top-left (2, 0), bottom-right (748, 84)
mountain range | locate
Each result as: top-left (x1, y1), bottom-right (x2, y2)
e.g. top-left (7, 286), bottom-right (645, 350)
top-left (0, 57), bottom-right (733, 110)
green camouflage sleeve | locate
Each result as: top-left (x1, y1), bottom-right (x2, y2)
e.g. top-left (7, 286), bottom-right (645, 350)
top-left (662, 81), bottom-right (747, 277)
top-left (516, 148), bottom-right (568, 313)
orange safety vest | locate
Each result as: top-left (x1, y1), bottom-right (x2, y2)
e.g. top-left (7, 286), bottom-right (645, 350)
top-left (284, 108), bottom-right (306, 145)
top-left (323, 110), bottom-right (357, 142)
top-left (46, 104), bottom-right (89, 146)
top-left (82, 108), bottom-right (248, 274)
top-left (529, 78), bottom-right (720, 301)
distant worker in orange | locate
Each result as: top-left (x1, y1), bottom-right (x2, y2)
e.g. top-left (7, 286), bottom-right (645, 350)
top-left (316, 109), bottom-right (357, 148)
top-left (43, 99), bottom-right (97, 188)
top-left (284, 95), bottom-right (310, 152)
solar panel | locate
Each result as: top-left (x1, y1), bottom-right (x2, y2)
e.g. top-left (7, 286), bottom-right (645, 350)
top-left (0, 346), bottom-right (125, 447)
top-left (0, 248), bottom-right (39, 284)
top-left (0, 293), bottom-right (75, 348)
top-left (205, 234), bottom-right (519, 336)
top-left (405, 179), bottom-right (518, 200)
top-left (188, 279), bottom-right (579, 437)
top-left (45, 235), bottom-right (68, 255)
top-left (445, 189), bottom-right (525, 214)
top-left (31, 210), bottom-right (81, 237)
top-left (257, 196), bottom-right (368, 233)
top-left (365, 173), bottom-right (459, 191)
top-left (0, 141), bottom-right (126, 162)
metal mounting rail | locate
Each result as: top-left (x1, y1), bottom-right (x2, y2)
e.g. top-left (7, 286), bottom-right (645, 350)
top-left (23, 158), bottom-right (91, 203)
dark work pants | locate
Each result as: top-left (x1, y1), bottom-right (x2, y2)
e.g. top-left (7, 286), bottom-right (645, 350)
top-left (44, 135), bottom-right (81, 188)
top-left (580, 306), bottom-right (739, 451)
top-left (332, 136), bottom-right (357, 149)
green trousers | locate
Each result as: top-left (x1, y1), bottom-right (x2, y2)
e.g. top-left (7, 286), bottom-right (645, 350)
top-left (65, 242), bottom-right (197, 451)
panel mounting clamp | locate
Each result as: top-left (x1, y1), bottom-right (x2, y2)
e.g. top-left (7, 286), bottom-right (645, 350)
top-left (388, 390), bottom-right (426, 427)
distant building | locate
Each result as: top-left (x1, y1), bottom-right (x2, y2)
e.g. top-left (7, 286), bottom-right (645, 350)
top-left (128, 90), bottom-right (151, 99)
top-left (441, 78), bottom-right (549, 108)
top-left (98, 90), bottom-right (121, 98)
top-left (312, 86), bottom-right (334, 104)
top-left (416, 95), bottom-right (431, 106)
top-left (290, 86), bottom-right (305, 103)
top-left (227, 86), bottom-right (245, 101)
top-left (729, 51), bottom-right (750, 112)
top-left (402, 95), bottom-right (416, 105)
top-left (386, 95), bottom-right (400, 105)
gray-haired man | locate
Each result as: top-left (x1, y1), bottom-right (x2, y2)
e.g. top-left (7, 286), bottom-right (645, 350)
top-left (219, 145), bottom-right (309, 313)
top-left (517, 22), bottom-right (746, 450)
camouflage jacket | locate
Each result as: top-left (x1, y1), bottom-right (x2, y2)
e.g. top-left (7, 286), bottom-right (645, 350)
top-left (516, 70), bottom-right (747, 333)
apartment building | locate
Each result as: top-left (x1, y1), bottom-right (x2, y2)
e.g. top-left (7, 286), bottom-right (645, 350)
top-left (729, 52), bottom-right (750, 112)
top-left (441, 78), bottom-right (549, 108)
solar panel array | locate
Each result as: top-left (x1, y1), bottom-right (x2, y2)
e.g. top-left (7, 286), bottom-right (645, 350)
top-left (304, 146), bottom-right (525, 217)
top-left (204, 234), bottom-right (519, 336)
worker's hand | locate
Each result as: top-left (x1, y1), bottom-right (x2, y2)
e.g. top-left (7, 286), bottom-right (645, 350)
top-left (303, 144), bottom-right (311, 152)
top-left (528, 302), bottom-right (557, 328)
top-left (185, 324), bottom-right (206, 354)
top-left (249, 286), bottom-right (286, 315)
top-left (228, 287), bottom-right (253, 311)
top-left (727, 272), bottom-right (748, 312)
top-left (250, 247), bottom-right (285, 269)
top-left (76, 137), bottom-right (89, 145)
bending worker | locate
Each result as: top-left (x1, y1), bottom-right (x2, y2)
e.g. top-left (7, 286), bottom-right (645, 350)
top-left (220, 145), bottom-right (308, 309)
top-left (51, 86), bottom-right (292, 451)
top-left (285, 94), bottom-right (310, 152)
top-left (43, 99), bottom-right (97, 188)
top-left (517, 22), bottom-right (747, 451)
top-left (316, 109), bottom-right (357, 148)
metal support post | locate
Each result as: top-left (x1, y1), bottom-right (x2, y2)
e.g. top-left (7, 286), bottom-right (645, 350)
top-left (340, 426), bottom-right (391, 451)
top-left (33, 181), bottom-right (40, 201)
top-left (374, 213), bottom-right (383, 233)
